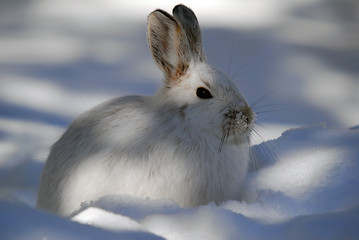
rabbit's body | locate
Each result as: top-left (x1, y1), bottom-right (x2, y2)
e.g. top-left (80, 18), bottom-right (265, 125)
top-left (37, 5), bottom-right (254, 216)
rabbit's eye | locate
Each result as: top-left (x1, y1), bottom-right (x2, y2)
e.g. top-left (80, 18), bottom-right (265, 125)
top-left (196, 87), bottom-right (212, 99)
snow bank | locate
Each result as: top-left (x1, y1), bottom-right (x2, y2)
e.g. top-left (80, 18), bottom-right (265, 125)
top-left (67, 125), bottom-right (359, 240)
top-left (0, 199), bottom-right (164, 240)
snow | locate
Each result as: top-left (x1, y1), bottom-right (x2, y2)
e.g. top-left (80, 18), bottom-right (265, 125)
top-left (1, 0), bottom-right (359, 239)
top-left (0, 199), bottom-right (164, 240)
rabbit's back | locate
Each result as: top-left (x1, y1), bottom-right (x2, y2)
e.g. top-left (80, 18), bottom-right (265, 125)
top-left (37, 96), bottom-right (155, 215)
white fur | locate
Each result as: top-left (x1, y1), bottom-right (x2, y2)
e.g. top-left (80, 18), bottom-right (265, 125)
top-left (37, 5), bottom-right (254, 216)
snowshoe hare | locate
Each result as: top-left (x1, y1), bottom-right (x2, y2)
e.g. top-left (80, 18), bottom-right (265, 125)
top-left (37, 4), bottom-right (254, 216)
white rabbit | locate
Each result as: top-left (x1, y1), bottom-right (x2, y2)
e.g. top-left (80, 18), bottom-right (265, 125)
top-left (37, 4), bottom-right (255, 216)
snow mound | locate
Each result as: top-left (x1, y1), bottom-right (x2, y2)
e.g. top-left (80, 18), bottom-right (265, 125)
top-left (0, 199), bottom-right (164, 240)
top-left (64, 125), bottom-right (359, 240)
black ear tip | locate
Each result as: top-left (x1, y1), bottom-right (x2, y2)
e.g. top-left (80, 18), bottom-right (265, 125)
top-left (173, 4), bottom-right (186, 10)
top-left (173, 4), bottom-right (193, 15)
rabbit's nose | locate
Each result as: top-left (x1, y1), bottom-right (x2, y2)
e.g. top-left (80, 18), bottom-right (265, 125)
top-left (224, 105), bottom-right (253, 126)
top-left (239, 105), bottom-right (254, 125)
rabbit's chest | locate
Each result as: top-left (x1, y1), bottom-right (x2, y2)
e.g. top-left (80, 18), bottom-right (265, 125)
top-left (131, 143), bottom-right (249, 206)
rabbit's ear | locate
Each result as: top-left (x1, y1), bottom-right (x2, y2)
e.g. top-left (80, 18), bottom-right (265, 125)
top-left (148, 9), bottom-right (191, 81)
top-left (172, 5), bottom-right (205, 62)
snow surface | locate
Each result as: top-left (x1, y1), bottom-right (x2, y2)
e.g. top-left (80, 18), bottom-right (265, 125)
top-left (1, 0), bottom-right (359, 239)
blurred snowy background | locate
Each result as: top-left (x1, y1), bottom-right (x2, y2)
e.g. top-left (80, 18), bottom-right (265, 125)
top-left (0, 0), bottom-right (358, 239)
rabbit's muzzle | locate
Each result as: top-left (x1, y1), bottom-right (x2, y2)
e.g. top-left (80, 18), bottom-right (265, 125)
top-left (223, 106), bottom-right (254, 136)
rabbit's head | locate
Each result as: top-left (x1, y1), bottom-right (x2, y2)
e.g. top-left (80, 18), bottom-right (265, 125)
top-left (148, 5), bottom-right (254, 148)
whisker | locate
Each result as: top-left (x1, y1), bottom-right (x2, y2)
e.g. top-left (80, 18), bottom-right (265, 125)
top-left (231, 60), bottom-right (253, 81)
top-left (250, 85), bottom-right (287, 108)
top-left (252, 103), bottom-right (293, 110)
top-left (254, 121), bottom-right (267, 129)
top-left (255, 109), bottom-right (291, 115)
top-left (227, 41), bottom-right (234, 76)
top-left (218, 130), bottom-right (229, 153)
top-left (249, 127), bottom-right (278, 171)
top-left (249, 145), bottom-right (260, 172)
top-left (251, 128), bottom-right (266, 143)
top-left (249, 129), bottom-right (265, 172)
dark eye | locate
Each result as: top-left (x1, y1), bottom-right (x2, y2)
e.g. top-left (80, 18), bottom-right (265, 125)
top-left (196, 87), bottom-right (212, 99)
